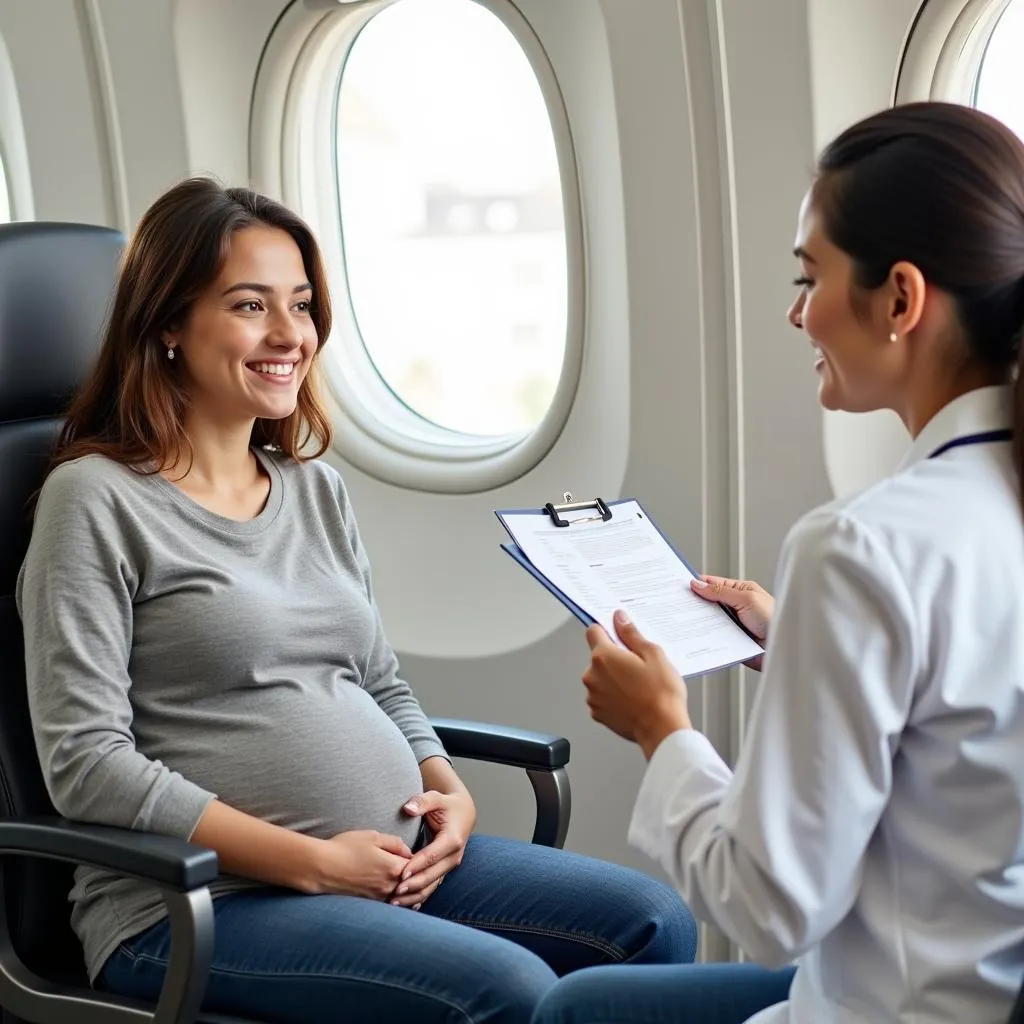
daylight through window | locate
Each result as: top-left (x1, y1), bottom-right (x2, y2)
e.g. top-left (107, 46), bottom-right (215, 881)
top-left (336, 0), bottom-right (568, 437)
top-left (973, 0), bottom-right (1024, 137)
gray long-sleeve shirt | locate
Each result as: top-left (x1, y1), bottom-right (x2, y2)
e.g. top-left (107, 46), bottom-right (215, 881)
top-left (16, 448), bottom-right (447, 982)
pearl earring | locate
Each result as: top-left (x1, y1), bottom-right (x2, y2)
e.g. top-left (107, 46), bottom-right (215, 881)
top-left (167, 347), bottom-right (175, 360)
top-left (889, 332), bottom-right (898, 343)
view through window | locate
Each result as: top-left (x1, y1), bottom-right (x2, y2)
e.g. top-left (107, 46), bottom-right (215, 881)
top-left (336, 0), bottom-right (568, 437)
top-left (974, 0), bottom-right (1024, 137)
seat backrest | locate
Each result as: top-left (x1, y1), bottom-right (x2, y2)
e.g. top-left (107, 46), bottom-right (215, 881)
top-left (0, 223), bottom-right (125, 984)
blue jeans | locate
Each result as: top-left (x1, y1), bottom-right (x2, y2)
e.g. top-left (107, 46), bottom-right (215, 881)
top-left (530, 962), bottom-right (797, 1024)
top-left (101, 834), bottom-right (698, 1023)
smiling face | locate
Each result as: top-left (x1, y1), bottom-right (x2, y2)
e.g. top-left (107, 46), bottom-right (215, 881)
top-left (787, 191), bottom-right (906, 413)
top-left (164, 225), bottom-right (320, 429)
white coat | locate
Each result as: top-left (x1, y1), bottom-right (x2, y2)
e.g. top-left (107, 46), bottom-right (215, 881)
top-left (629, 386), bottom-right (1024, 1023)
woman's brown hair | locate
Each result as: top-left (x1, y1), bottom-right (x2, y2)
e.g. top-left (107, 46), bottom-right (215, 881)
top-left (52, 177), bottom-right (333, 473)
top-left (812, 101), bottom-right (1024, 500)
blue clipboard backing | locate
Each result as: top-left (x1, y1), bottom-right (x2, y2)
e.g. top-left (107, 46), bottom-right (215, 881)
top-left (496, 500), bottom-right (760, 646)
top-left (500, 543), bottom-right (595, 627)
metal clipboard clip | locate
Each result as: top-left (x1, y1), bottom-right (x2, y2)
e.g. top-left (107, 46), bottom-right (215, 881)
top-left (543, 491), bottom-right (613, 528)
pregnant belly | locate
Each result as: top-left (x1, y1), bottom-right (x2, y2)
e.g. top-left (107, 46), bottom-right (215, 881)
top-left (165, 685), bottom-right (425, 849)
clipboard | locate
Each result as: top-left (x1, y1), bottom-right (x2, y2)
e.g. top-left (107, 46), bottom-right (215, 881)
top-left (495, 492), bottom-right (763, 677)
top-left (500, 542), bottom-right (593, 626)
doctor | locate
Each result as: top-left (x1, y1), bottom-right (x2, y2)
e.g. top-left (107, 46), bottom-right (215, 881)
top-left (531, 100), bottom-right (1024, 1024)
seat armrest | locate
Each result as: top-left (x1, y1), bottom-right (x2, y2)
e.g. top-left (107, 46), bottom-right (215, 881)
top-left (0, 816), bottom-right (218, 891)
top-left (0, 816), bottom-right (218, 1024)
top-left (428, 718), bottom-right (571, 849)
top-left (429, 717), bottom-right (569, 770)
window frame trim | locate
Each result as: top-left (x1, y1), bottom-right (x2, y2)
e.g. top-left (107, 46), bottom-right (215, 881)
top-left (896, 0), bottom-right (1014, 103)
top-left (251, 0), bottom-right (586, 492)
top-left (0, 28), bottom-right (33, 222)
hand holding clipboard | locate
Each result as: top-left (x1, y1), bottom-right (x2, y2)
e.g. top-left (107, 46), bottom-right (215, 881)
top-left (496, 493), bottom-right (764, 678)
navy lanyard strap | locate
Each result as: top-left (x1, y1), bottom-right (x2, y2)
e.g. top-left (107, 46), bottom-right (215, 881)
top-left (928, 428), bottom-right (1013, 460)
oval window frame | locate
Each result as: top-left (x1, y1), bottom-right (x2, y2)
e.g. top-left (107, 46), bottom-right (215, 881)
top-left (0, 28), bottom-right (33, 223)
top-left (896, 0), bottom-right (1014, 104)
top-left (251, 0), bottom-right (585, 493)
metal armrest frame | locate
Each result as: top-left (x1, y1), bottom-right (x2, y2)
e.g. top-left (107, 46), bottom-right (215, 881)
top-left (429, 718), bottom-right (571, 849)
top-left (0, 818), bottom-right (217, 1024)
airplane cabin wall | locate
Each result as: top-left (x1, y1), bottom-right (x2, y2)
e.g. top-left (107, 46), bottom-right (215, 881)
top-left (809, 0), bottom-right (925, 498)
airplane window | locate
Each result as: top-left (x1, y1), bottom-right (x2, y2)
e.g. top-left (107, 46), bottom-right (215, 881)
top-left (973, 0), bottom-right (1024, 138)
top-left (336, 0), bottom-right (568, 438)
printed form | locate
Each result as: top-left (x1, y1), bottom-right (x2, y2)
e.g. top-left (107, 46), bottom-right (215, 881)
top-left (499, 500), bottom-right (763, 677)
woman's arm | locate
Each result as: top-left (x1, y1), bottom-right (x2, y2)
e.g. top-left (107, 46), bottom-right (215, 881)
top-left (331, 472), bottom-right (449, 763)
top-left (629, 510), bottom-right (918, 967)
top-left (191, 800), bottom-right (412, 899)
top-left (419, 755), bottom-right (474, 805)
top-left (18, 465), bottom-right (214, 836)
top-left (191, 799), bottom-right (323, 890)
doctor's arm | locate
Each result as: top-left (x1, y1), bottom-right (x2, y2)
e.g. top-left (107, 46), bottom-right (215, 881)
top-left (629, 511), bottom-right (918, 967)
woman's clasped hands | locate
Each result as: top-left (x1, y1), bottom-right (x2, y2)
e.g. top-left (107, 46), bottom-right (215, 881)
top-left (314, 787), bottom-right (476, 910)
top-left (582, 575), bottom-right (774, 758)
top-left (392, 787), bottom-right (477, 909)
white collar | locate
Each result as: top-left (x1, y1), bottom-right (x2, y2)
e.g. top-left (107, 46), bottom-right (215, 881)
top-left (897, 385), bottom-right (1013, 473)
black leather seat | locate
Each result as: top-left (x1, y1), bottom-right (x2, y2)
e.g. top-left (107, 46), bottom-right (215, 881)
top-left (0, 222), bottom-right (571, 1024)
